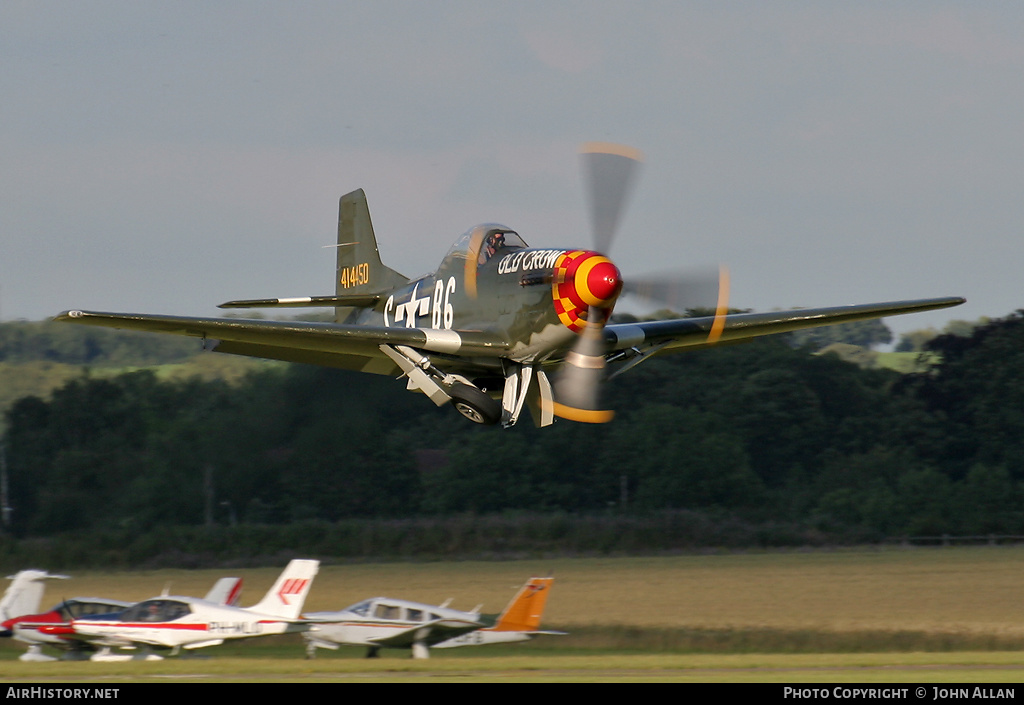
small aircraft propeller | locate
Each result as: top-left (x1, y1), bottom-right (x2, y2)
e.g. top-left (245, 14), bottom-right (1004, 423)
top-left (580, 142), bottom-right (644, 256)
top-left (549, 143), bottom-right (640, 423)
top-left (551, 143), bottom-right (730, 423)
top-left (552, 306), bottom-right (616, 423)
top-left (621, 266), bottom-right (727, 317)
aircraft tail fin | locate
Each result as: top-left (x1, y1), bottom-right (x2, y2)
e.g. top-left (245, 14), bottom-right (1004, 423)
top-left (0, 570), bottom-right (69, 622)
top-left (492, 577), bottom-right (554, 632)
top-left (248, 559), bottom-right (319, 620)
top-left (335, 189), bottom-right (409, 322)
top-left (204, 577), bottom-right (243, 606)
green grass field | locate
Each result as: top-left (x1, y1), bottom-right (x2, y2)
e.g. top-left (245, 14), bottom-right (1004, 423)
top-left (3, 547), bottom-right (1023, 682)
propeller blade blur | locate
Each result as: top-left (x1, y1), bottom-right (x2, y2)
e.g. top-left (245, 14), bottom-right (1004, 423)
top-left (621, 265), bottom-right (730, 316)
top-left (580, 142), bottom-right (644, 255)
top-left (552, 307), bottom-right (615, 424)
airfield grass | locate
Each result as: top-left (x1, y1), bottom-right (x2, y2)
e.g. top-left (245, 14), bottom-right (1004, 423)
top-left (3, 546), bottom-right (1024, 681)
top-left (4, 652), bottom-right (1024, 683)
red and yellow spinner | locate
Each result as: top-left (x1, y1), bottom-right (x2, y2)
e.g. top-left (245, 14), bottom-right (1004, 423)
top-left (551, 250), bottom-right (622, 332)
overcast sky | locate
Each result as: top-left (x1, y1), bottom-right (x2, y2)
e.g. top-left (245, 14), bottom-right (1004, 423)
top-left (2, 1), bottom-right (1021, 338)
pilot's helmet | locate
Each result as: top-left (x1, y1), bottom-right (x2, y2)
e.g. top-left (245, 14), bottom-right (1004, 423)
top-left (484, 231), bottom-right (505, 257)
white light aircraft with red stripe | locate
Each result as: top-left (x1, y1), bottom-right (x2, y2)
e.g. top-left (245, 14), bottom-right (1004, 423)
top-left (2, 571), bottom-right (241, 661)
top-left (46, 559), bottom-right (318, 661)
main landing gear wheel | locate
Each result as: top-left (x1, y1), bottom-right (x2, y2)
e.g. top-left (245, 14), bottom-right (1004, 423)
top-left (449, 383), bottom-right (501, 425)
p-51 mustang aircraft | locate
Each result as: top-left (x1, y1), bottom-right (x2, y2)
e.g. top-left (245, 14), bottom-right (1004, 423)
top-left (57, 144), bottom-right (964, 427)
top-left (303, 576), bottom-right (561, 659)
top-left (41, 559), bottom-right (317, 660)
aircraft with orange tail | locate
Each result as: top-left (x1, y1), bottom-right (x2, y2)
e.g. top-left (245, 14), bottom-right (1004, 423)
top-left (433, 576), bottom-right (561, 650)
top-left (57, 144), bottom-right (963, 427)
top-left (303, 576), bottom-right (562, 659)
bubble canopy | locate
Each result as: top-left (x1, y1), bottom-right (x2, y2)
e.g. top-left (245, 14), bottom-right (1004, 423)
top-left (444, 224), bottom-right (528, 268)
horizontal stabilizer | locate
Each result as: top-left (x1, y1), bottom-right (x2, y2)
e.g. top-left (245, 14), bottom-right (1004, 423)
top-left (218, 295), bottom-right (380, 309)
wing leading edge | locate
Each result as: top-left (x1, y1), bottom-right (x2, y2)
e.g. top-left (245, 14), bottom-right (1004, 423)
top-left (56, 296), bottom-right (963, 381)
top-left (54, 310), bottom-right (507, 374)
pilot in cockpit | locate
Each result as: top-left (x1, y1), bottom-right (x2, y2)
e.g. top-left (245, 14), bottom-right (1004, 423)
top-left (479, 231), bottom-right (506, 265)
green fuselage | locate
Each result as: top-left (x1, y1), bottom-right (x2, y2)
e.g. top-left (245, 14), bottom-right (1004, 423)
top-left (347, 245), bottom-right (580, 372)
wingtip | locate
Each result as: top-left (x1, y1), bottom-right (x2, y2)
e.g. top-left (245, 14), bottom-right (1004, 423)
top-left (924, 296), bottom-right (966, 310)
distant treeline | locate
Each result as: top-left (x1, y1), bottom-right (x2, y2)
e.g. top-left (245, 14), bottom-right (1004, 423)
top-left (2, 313), bottom-right (1023, 565)
top-left (0, 319), bottom-right (200, 366)
top-left (0, 511), bottom-right (843, 570)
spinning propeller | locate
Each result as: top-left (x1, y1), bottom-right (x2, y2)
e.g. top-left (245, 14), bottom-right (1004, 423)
top-left (551, 143), bottom-right (730, 423)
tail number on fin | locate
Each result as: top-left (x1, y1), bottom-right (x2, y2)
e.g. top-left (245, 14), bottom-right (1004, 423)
top-left (277, 579), bottom-right (309, 605)
top-left (339, 263), bottom-right (370, 289)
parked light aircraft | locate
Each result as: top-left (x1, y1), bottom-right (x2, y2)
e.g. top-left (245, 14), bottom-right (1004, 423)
top-left (41, 559), bottom-right (317, 660)
top-left (56, 144), bottom-right (964, 427)
top-left (0, 569), bottom-right (130, 661)
top-left (0, 570), bottom-right (70, 629)
top-left (303, 576), bottom-right (561, 659)
top-left (1, 572), bottom-right (243, 661)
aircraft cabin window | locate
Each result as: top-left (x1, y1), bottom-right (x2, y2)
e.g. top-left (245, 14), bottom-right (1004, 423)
top-left (406, 609), bottom-right (423, 622)
top-left (446, 225), bottom-right (527, 269)
top-left (348, 600), bottom-right (372, 617)
top-left (123, 600), bottom-right (191, 622)
top-left (120, 602), bottom-right (150, 622)
top-left (478, 229), bottom-right (526, 265)
top-left (375, 604), bottom-right (401, 620)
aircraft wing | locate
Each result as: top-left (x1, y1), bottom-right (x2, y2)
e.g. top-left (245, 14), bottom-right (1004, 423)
top-left (605, 296), bottom-right (965, 356)
top-left (37, 623), bottom-right (132, 647)
top-left (367, 619), bottom-right (484, 648)
top-left (55, 311), bottom-right (507, 374)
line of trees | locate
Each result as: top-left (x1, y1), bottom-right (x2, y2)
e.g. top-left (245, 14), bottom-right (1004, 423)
top-left (2, 313), bottom-right (1024, 548)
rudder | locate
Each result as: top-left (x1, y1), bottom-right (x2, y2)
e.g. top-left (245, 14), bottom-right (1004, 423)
top-left (248, 559), bottom-right (319, 620)
top-left (493, 577), bottom-right (554, 632)
top-left (335, 189), bottom-right (408, 322)
top-left (204, 577), bottom-right (243, 606)
top-left (0, 570), bottom-right (68, 622)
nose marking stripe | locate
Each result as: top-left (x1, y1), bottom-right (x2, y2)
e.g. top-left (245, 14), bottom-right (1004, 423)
top-left (551, 250), bottom-right (620, 333)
